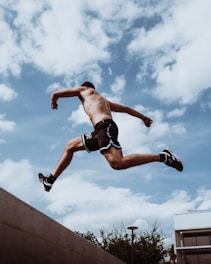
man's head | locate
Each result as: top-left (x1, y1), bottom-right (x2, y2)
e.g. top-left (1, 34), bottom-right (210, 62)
top-left (81, 81), bottom-right (95, 89)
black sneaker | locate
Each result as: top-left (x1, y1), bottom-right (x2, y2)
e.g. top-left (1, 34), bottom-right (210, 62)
top-left (38, 173), bottom-right (55, 192)
top-left (161, 148), bottom-right (183, 172)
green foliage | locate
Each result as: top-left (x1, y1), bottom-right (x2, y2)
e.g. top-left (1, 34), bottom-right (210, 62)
top-left (99, 227), bottom-right (132, 263)
top-left (75, 230), bottom-right (101, 247)
top-left (133, 225), bottom-right (167, 264)
top-left (76, 223), bottom-right (171, 264)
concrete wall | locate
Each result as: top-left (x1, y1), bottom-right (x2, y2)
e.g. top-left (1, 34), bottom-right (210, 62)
top-left (0, 188), bottom-right (125, 264)
top-left (174, 211), bottom-right (211, 230)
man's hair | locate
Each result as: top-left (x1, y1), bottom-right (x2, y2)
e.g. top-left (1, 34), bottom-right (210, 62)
top-left (81, 81), bottom-right (95, 89)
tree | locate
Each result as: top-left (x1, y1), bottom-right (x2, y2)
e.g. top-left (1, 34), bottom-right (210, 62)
top-left (76, 223), bottom-right (169, 264)
top-left (133, 225), bottom-right (167, 264)
top-left (75, 230), bottom-right (100, 247)
top-left (99, 227), bottom-right (132, 263)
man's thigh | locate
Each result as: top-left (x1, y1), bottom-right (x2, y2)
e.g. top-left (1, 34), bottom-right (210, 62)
top-left (67, 136), bottom-right (85, 151)
top-left (102, 146), bottom-right (123, 162)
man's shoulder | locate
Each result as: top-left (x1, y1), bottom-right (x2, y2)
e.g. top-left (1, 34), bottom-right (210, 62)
top-left (81, 87), bottom-right (99, 96)
top-left (68, 86), bottom-right (87, 96)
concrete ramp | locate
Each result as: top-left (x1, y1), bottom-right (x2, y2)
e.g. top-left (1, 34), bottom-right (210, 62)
top-left (0, 188), bottom-right (125, 264)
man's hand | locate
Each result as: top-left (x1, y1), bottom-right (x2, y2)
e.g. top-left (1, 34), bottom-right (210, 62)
top-left (143, 117), bottom-right (153, 127)
top-left (51, 100), bottom-right (58, 109)
top-left (51, 93), bottom-right (58, 109)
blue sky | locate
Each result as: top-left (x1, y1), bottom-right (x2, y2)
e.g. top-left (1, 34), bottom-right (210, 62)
top-left (1, 0), bottom-right (211, 245)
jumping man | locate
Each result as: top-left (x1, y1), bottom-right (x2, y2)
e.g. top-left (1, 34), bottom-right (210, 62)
top-left (39, 82), bottom-right (183, 192)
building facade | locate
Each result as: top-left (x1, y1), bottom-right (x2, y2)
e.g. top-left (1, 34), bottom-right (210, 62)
top-left (174, 211), bottom-right (211, 264)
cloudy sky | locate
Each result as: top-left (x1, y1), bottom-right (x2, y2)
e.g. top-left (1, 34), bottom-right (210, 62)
top-left (1, 0), bottom-right (211, 245)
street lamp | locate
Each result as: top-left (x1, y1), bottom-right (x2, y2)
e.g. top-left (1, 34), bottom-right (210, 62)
top-left (127, 226), bottom-right (138, 264)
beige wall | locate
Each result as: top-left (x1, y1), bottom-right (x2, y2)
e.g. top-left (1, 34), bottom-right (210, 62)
top-left (0, 188), bottom-right (125, 264)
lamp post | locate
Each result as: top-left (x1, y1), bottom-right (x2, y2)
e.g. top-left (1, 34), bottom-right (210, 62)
top-left (127, 226), bottom-right (138, 264)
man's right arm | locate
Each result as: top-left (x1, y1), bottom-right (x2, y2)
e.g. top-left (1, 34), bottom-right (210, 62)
top-left (51, 87), bottom-right (84, 109)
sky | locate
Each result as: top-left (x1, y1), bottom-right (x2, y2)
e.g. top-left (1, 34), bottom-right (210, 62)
top-left (0, 0), bottom-right (211, 246)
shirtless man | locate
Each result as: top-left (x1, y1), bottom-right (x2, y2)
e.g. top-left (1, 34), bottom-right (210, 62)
top-left (39, 81), bottom-right (183, 192)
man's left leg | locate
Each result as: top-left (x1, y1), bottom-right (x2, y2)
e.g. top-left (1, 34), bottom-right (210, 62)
top-left (39, 136), bottom-right (85, 192)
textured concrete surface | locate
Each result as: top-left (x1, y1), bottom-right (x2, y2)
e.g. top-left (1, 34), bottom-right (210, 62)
top-left (0, 188), bottom-right (125, 264)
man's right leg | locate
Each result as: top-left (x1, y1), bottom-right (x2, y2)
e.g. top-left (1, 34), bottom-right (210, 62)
top-left (103, 146), bottom-right (183, 172)
top-left (39, 136), bottom-right (85, 191)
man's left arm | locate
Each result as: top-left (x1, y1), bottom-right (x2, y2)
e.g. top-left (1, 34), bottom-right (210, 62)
top-left (109, 101), bottom-right (153, 127)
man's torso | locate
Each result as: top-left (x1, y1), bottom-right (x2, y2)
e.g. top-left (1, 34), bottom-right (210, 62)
top-left (79, 88), bottom-right (112, 126)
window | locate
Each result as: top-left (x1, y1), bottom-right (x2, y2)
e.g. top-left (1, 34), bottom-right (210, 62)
top-left (185, 251), bottom-right (211, 264)
top-left (183, 232), bottom-right (211, 247)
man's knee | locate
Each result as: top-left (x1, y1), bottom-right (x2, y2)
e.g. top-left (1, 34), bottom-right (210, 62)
top-left (108, 159), bottom-right (125, 170)
top-left (65, 139), bottom-right (81, 153)
top-left (65, 142), bottom-right (74, 153)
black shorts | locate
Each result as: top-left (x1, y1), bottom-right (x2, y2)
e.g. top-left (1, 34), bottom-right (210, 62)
top-left (82, 119), bottom-right (122, 153)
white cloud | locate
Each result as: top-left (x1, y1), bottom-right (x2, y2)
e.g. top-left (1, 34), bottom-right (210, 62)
top-left (167, 107), bottom-right (186, 118)
top-left (195, 188), bottom-right (211, 210)
top-left (171, 123), bottom-right (186, 135)
top-left (1, 157), bottom-right (210, 244)
top-left (115, 113), bottom-right (152, 154)
top-left (5, 0), bottom-right (112, 78)
top-left (112, 104), bottom-right (186, 154)
top-left (0, 113), bottom-right (16, 132)
top-left (153, 34), bottom-right (211, 104)
top-left (0, 0), bottom-right (151, 82)
top-left (0, 84), bottom-right (17, 101)
top-left (111, 75), bottom-right (126, 95)
top-left (46, 82), bottom-right (62, 93)
top-left (86, 0), bottom-right (142, 22)
top-left (0, 159), bottom-right (40, 202)
top-left (0, 11), bottom-right (23, 76)
top-left (45, 174), bottom-right (155, 232)
top-left (3, 0), bottom-right (210, 108)
top-left (68, 105), bottom-right (90, 126)
top-left (128, 0), bottom-right (211, 104)
top-left (0, 1), bottom-right (104, 78)
top-left (43, 173), bottom-right (211, 239)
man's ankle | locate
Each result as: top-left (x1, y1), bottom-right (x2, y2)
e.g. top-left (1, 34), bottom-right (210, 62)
top-left (160, 153), bottom-right (167, 162)
top-left (47, 174), bottom-right (56, 184)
